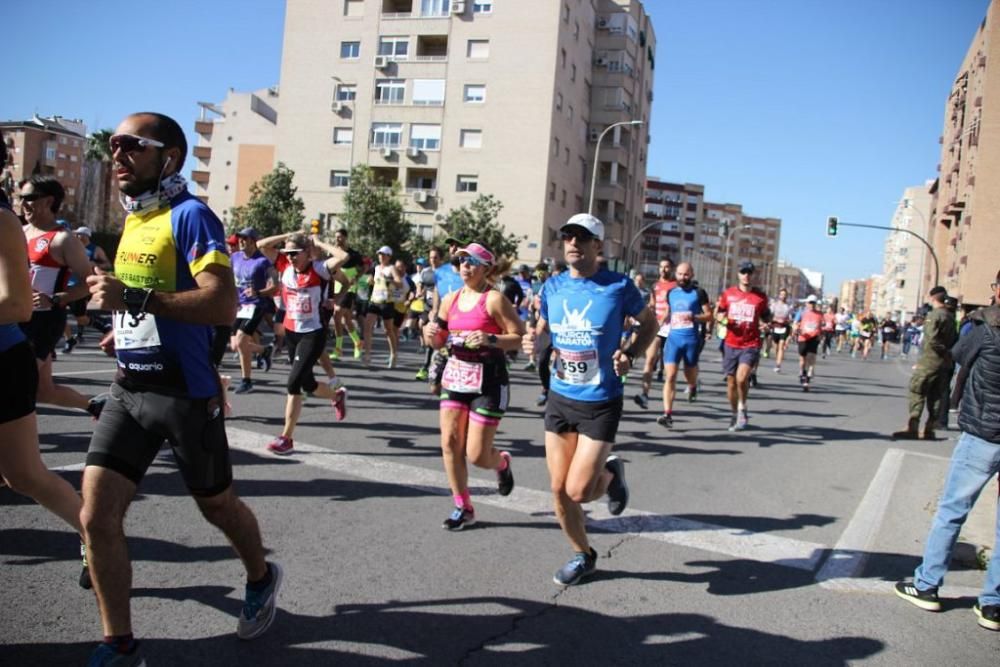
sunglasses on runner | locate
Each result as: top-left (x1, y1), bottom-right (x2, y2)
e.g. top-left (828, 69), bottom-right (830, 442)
top-left (109, 134), bottom-right (165, 154)
top-left (459, 256), bottom-right (485, 267)
top-left (739, 268), bottom-right (755, 275)
top-left (19, 192), bottom-right (50, 202)
top-left (560, 229), bottom-right (595, 243)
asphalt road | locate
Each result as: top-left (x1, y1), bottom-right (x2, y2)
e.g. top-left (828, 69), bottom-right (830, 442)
top-left (2, 333), bottom-right (998, 665)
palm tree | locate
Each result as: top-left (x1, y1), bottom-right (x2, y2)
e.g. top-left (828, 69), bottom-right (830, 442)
top-left (85, 129), bottom-right (114, 230)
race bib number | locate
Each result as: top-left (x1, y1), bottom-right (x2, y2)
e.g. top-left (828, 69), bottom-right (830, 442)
top-left (441, 357), bottom-right (484, 394)
top-left (670, 311), bottom-right (694, 329)
top-left (729, 302), bottom-right (757, 324)
top-left (658, 323), bottom-right (672, 337)
top-left (113, 311), bottom-right (161, 350)
top-left (286, 294), bottom-right (313, 320)
top-left (556, 349), bottom-right (600, 386)
top-left (236, 303), bottom-right (257, 320)
top-left (883, 327), bottom-right (894, 334)
top-left (772, 326), bottom-right (787, 335)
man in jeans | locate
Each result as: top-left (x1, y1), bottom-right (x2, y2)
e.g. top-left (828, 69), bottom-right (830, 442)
top-left (895, 271), bottom-right (1000, 632)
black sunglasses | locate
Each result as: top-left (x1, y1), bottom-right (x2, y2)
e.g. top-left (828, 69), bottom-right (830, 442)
top-left (20, 192), bottom-right (50, 202)
top-left (739, 268), bottom-right (754, 275)
top-left (560, 229), bottom-right (595, 242)
top-left (109, 134), bottom-right (165, 155)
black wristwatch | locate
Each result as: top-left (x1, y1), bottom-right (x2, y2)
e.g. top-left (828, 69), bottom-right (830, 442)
top-left (50, 293), bottom-right (62, 308)
top-left (123, 287), bottom-right (153, 317)
top-left (487, 334), bottom-right (498, 346)
top-left (623, 349), bottom-right (636, 363)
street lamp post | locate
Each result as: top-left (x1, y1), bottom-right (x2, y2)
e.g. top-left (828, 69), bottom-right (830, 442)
top-left (900, 198), bottom-right (933, 311)
top-left (588, 119), bottom-right (644, 216)
top-left (719, 222), bottom-right (751, 297)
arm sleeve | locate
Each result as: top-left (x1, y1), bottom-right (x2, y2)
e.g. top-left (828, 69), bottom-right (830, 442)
top-left (176, 205), bottom-right (230, 277)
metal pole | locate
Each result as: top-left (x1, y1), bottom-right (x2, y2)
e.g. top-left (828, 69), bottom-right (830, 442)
top-left (835, 221), bottom-right (939, 289)
top-left (588, 120), bottom-right (643, 215)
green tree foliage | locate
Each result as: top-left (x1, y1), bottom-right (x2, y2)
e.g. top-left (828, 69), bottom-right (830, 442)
top-left (229, 163), bottom-right (305, 236)
top-left (342, 164), bottom-right (410, 258)
top-left (85, 129), bottom-right (113, 162)
top-left (437, 194), bottom-right (524, 259)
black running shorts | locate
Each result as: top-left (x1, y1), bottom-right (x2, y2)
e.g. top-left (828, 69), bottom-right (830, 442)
top-left (544, 390), bottom-right (624, 443)
top-left (19, 309), bottom-right (67, 360)
top-left (0, 341), bottom-right (38, 424)
top-left (233, 305), bottom-right (265, 335)
top-left (798, 338), bottom-right (820, 356)
top-left (86, 383), bottom-right (232, 496)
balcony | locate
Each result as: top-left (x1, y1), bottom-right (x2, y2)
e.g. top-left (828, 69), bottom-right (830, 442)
top-left (193, 145), bottom-right (212, 159)
top-left (191, 170), bottom-right (210, 185)
top-left (194, 121), bottom-right (213, 136)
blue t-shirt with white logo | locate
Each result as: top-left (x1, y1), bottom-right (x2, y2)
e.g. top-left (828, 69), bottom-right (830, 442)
top-left (434, 264), bottom-right (463, 298)
top-left (666, 285), bottom-right (709, 340)
top-left (541, 268), bottom-right (646, 402)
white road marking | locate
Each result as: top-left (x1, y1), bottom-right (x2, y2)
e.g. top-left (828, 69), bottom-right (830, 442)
top-left (226, 427), bottom-right (826, 572)
top-left (52, 369), bottom-right (118, 377)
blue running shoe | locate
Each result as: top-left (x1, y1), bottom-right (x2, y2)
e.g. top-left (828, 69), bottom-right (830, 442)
top-left (87, 641), bottom-right (145, 666)
top-left (553, 548), bottom-right (597, 586)
top-left (237, 562), bottom-right (284, 640)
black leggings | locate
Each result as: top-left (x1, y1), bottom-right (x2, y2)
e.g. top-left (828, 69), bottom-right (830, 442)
top-left (285, 329), bottom-right (326, 395)
top-left (538, 342), bottom-right (554, 392)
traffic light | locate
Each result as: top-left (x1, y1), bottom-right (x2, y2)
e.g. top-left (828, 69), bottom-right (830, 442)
top-left (310, 219), bottom-right (321, 235)
top-left (826, 216), bottom-right (838, 237)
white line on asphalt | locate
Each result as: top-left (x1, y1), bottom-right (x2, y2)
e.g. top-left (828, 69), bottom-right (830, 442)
top-left (816, 448), bottom-right (905, 586)
top-left (226, 427), bottom-right (826, 572)
top-left (52, 369), bottom-right (118, 377)
top-left (903, 449), bottom-right (953, 462)
top-left (49, 462), bottom-right (86, 472)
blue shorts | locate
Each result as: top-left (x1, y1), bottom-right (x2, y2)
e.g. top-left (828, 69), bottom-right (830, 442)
top-left (663, 335), bottom-right (701, 368)
top-left (722, 344), bottom-right (760, 376)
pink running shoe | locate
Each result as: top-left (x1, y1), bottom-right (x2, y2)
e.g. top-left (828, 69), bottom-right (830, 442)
top-left (333, 388), bottom-right (347, 421)
top-left (267, 436), bottom-right (294, 455)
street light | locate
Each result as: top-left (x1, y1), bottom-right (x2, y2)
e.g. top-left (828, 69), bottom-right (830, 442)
top-left (719, 222), bottom-right (751, 296)
top-left (588, 119), bottom-right (644, 216)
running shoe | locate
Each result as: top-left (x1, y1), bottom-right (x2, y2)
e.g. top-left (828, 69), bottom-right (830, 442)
top-left (605, 455), bottom-right (629, 515)
top-left (734, 410), bottom-right (749, 431)
top-left (387, 355), bottom-right (397, 369)
top-left (234, 379), bottom-right (254, 395)
top-left (353, 347), bottom-right (363, 359)
top-left (656, 413), bottom-right (673, 429)
top-left (86, 393), bottom-right (110, 420)
top-left (633, 393), bottom-right (649, 410)
top-left (893, 581), bottom-right (941, 612)
top-left (536, 391), bottom-right (548, 406)
top-left (727, 415), bottom-right (738, 432)
top-left (688, 385), bottom-right (698, 402)
top-left (266, 436), bottom-right (294, 456)
top-left (773, 366), bottom-right (781, 373)
top-left (496, 451), bottom-right (514, 496)
top-left (255, 354), bottom-right (263, 370)
top-left (762, 350), bottom-right (769, 359)
top-left (414, 368), bottom-right (429, 381)
top-left (332, 387), bottom-right (347, 421)
top-left (974, 603), bottom-right (1000, 631)
top-left (63, 336), bottom-right (78, 354)
top-left (79, 540), bottom-right (92, 589)
top-left (749, 373), bottom-right (759, 388)
top-left (87, 641), bottom-right (145, 666)
top-left (442, 507), bottom-right (476, 531)
top-left (553, 548), bottom-right (597, 586)
top-left (328, 348), bottom-right (341, 361)
top-left (655, 370), bottom-right (664, 383)
top-left (237, 562), bottom-right (284, 640)
top-left (260, 344), bottom-right (273, 372)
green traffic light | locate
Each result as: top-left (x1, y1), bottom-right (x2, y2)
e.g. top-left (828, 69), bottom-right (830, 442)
top-left (826, 216), bottom-right (838, 237)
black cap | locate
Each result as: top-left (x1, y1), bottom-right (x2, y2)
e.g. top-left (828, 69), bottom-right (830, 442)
top-left (738, 260), bottom-right (755, 273)
top-left (929, 285), bottom-right (947, 298)
top-left (444, 236), bottom-right (465, 247)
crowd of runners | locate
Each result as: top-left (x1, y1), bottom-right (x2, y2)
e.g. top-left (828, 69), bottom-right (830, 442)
top-left (2, 112), bottom-right (998, 665)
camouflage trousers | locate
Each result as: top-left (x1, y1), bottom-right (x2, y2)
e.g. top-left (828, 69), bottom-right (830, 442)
top-left (908, 365), bottom-right (952, 424)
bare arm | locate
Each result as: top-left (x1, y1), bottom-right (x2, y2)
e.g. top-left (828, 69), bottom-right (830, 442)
top-left (38, 230), bottom-right (93, 306)
top-left (88, 263), bottom-right (237, 326)
top-left (617, 307), bottom-right (658, 374)
top-left (463, 290), bottom-right (526, 352)
top-left (257, 232), bottom-right (295, 263)
top-left (423, 290), bottom-right (457, 349)
top-left (312, 238), bottom-right (348, 273)
top-left (0, 210), bottom-right (32, 324)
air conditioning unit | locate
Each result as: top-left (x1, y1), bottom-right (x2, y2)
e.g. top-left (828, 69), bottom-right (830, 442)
top-left (451, 1), bottom-right (466, 14)
top-left (374, 55), bottom-right (390, 69)
top-left (595, 57), bottom-right (608, 66)
top-left (597, 16), bottom-right (609, 28)
top-left (413, 191), bottom-right (429, 203)
top-left (331, 101), bottom-right (346, 113)
top-left (588, 128), bottom-right (601, 142)
top-left (382, 147), bottom-right (395, 158)
top-left (406, 146), bottom-right (421, 158)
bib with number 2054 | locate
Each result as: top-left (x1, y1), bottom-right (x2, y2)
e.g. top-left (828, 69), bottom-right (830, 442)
top-left (441, 357), bottom-right (484, 394)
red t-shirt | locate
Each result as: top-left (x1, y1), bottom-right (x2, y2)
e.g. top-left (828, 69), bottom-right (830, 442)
top-left (652, 279), bottom-right (677, 321)
top-left (821, 312), bottom-right (836, 332)
top-left (798, 310), bottom-right (824, 341)
top-left (718, 286), bottom-right (769, 349)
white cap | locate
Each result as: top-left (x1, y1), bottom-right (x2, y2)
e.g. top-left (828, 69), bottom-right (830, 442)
top-left (74, 226), bottom-right (93, 236)
top-left (560, 213), bottom-right (605, 241)
top-left (377, 245), bottom-right (393, 256)
top-left (806, 295), bottom-right (818, 303)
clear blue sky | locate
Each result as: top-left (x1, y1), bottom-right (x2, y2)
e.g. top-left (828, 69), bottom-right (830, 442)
top-left (2, 0), bottom-right (988, 292)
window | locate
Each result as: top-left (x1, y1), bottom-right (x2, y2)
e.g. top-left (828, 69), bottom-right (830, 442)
top-left (45, 146), bottom-right (56, 161)
top-left (336, 84), bottom-right (357, 101)
top-left (344, 0), bottom-right (364, 16)
top-left (552, 137), bottom-right (560, 157)
top-left (421, 0), bottom-right (448, 16)
top-left (375, 79), bottom-right (405, 104)
top-left (561, 189), bottom-right (567, 206)
top-left (467, 40), bottom-right (489, 59)
top-left (59, 136), bottom-right (67, 145)
top-left (564, 147), bottom-right (570, 165)
top-left (457, 175), bottom-right (479, 192)
top-left (555, 92), bottom-right (563, 111)
top-left (567, 104), bottom-right (574, 121)
top-left (70, 155), bottom-right (78, 162)
top-left (560, 48), bottom-right (566, 68)
top-left (574, 20), bottom-right (580, 39)
top-left (57, 169), bottom-right (65, 177)
top-left (412, 79), bottom-right (445, 105)
top-left (340, 41), bottom-right (360, 59)
top-left (371, 123), bottom-right (403, 147)
top-left (330, 170), bottom-right (350, 188)
top-left (460, 129), bottom-right (482, 148)
top-left (333, 128), bottom-right (353, 145)
top-left (378, 36), bottom-right (409, 59)
top-left (563, 3), bottom-right (570, 22)
top-left (571, 63), bottom-right (576, 81)
top-left (463, 84), bottom-right (486, 102)
top-left (473, 1), bottom-right (493, 13)
top-left (410, 124), bottom-right (442, 150)
top-left (549, 182), bottom-right (556, 201)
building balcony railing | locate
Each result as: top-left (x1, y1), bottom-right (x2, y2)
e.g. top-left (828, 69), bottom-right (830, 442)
top-left (190, 170), bottom-right (210, 185)
top-left (194, 121), bottom-right (213, 136)
top-left (192, 146), bottom-right (212, 159)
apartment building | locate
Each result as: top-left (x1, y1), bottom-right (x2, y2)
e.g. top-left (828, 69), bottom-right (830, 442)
top-left (878, 182), bottom-right (934, 320)
top-left (775, 261), bottom-right (822, 301)
top-left (639, 178), bottom-right (781, 297)
top-left (0, 115), bottom-right (87, 220)
top-left (192, 87), bottom-right (279, 226)
top-left (274, 0), bottom-right (655, 262)
top-left (929, 2), bottom-right (1000, 306)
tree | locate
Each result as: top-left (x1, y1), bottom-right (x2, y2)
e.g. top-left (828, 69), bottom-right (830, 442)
top-left (437, 194), bottom-right (524, 259)
top-left (342, 164), bottom-right (410, 258)
top-left (80, 129), bottom-right (114, 231)
top-left (229, 163), bottom-right (305, 236)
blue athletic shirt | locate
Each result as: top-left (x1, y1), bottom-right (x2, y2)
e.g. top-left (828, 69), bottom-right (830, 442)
top-left (541, 268), bottom-right (646, 402)
top-left (666, 285), bottom-right (709, 340)
top-left (434, 264), bottom-right (464, 298)
top-left (112, 190), bottom-right (230, 398)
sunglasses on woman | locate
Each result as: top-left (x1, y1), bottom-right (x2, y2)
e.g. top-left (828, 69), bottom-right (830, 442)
top-left (109, 134), bottom-right (165, 154)
top-left (459, 256), bottom-right (486, 267)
